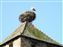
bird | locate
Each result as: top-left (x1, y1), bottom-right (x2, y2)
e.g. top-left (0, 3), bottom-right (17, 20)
top-left (31, 7), bottom-right (36, 11)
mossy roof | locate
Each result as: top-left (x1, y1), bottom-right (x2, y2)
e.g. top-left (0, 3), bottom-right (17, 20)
top-left (0, 22), bottom-right (62, 46)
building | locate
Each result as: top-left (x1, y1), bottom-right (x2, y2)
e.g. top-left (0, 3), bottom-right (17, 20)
top-left (0, 9), bottom-right (63, 47)
top-left (0, 22), bottom-right (62, 47)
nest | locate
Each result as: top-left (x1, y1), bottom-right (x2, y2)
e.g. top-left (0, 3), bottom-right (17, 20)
top-left (19, 11), bottom-right (36, 22)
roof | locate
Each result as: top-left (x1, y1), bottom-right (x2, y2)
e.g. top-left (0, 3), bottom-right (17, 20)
top-left (0, 22), bottom-right (62, 46)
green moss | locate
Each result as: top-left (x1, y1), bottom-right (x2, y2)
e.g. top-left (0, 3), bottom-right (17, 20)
top-left (0, 23), bottom-right (61, 46)
top-left (25, 24), bottom-right (60, 45)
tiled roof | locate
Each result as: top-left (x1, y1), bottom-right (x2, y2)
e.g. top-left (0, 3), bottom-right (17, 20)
top-left (0, 22), bottom-right (62, 46)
